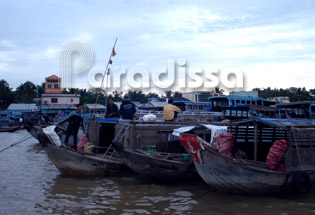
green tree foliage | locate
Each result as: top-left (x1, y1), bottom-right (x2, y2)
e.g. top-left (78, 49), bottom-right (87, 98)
top-left (146, 92), bottom-right (159, 99)
top-left (254, 87), bottom-right (313, 102)
top-left (164, 90), bottom-right (172, 98)
top-left (127, 90), bottom-right (146, 103)
top-left (15, 81), bottom-right (37, 103)
top-left (36, 83), bottom-right (45, 97)
top-left (1, 79), bottom-right (314, 108)
top-left (173, 91), bottom-right (182, 98)
top-left (0, 79), bottom-right (14, 109)
top-left (111, 90), bottom-right (123, 102)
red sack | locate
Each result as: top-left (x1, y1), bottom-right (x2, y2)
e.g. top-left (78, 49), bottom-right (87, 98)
top-left (78, 135), bottom-right (89, 151)
top-left (218, 133), bottom-right (234, 157)
top-left (266, 140), bottom-right (288, 172)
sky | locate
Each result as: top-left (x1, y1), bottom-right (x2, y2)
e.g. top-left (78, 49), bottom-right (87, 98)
top-left (0, 0), bottom-right (315, 95)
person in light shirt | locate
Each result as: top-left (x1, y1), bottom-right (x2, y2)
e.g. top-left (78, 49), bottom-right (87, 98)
top-left (163, 98), bottom-right (181, 121)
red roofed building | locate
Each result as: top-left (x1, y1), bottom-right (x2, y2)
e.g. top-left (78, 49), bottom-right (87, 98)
top-left (45, 75), bottom-right (61, 94)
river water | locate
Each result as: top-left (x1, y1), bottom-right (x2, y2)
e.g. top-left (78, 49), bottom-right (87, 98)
top-left (1, 130), bottom-right (315, 215)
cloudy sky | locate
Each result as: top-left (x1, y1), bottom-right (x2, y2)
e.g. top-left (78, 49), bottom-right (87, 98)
top-left (1, 0), bottom-right (314, 94)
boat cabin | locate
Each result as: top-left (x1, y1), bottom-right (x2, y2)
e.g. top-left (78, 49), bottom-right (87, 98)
top-left (209, 96), bottom-right (278, 112)
top-left (173, 101), bottom-right (210, 112)
top-left (276, 101), bottom-right (315, 120)
top-left (229, 117), bottom-right (315, 171)
top-left (86, 119), bottom-right (225, 154)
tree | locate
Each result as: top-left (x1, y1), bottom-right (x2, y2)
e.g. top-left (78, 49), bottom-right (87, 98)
top-left (164, 90), bottom-right (172, 98)
top-left (0, 79), bottom-right (14, 109)
top-left (15, 81), bottom-right (37, 103)
top-left (62, 88), bottom-right (80, 94)
top-left (146, 92), bottom-right (159, 99)
top-left (112, 90), bottom-right (123, 102)
top-left (215, 87), bottom-right (224, 95)
top-left (173, 91), bottom-right (182, 98)
top-left (127, 90), bottom-right (146, 103)
top-left (36, 83), bottom-right (45, 97)
top-left (254, 87), bottom-right (313, 102)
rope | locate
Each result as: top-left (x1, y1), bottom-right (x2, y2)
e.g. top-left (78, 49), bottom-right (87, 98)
top-left (291, 125), bottom-right (302, 169)
top-left (0, 135), bottom-right (33, 153)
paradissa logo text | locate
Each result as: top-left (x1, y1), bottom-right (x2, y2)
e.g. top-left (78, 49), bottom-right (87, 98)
top-left (59, 39), bottom-right (244, 90)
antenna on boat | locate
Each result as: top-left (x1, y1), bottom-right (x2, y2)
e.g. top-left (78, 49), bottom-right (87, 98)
top-left (92, 38), bottom-right (118, 116)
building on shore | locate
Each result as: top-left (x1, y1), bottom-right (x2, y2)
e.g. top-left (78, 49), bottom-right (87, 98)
top-left (45, 75), bottom-right (61, 94)
top-left (182, 91), bottom-right (220, 102)
top-left (41, 75), bottom-right (80, 118)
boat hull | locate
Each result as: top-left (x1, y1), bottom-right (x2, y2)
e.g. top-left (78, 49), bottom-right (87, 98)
top-left (180, 133), bottom-right (315, 194)
top-left (0, 126), bottom-right (20, 132)
top-left (115, 147), bottom-right (199, 182)
top-left (45, 143), bottom-right (124, 177)
top-left (196, 149), bottom-right (291, 194)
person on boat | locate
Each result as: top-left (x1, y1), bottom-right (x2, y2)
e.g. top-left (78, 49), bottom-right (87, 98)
top-left (120, 95), bottom-right (136, 120)
top-left (58, 104), bottom-right (85, 149)
top-left (105, 98), bottom-right (120, 118)
top-left (163, 98), bottom-right (181, 121)
top-left (58, 109), bottom-right (66, 118)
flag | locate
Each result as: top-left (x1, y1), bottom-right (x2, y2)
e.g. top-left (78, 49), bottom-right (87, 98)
top-left (107, 68), bottom-right (110, 75)
top-left (111, 49), bottom-right (116, 56)
top-left (109, 59), bottom-right (113, 64)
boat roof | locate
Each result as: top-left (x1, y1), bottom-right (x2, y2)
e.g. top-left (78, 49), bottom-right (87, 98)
top-left (85, 104), bottom-right (105, 109)
top-left (276, 101), bottom-right (315, 108)
top-left (7, 103), bottom-right (38, 112)
top-left (173, 101), bottom-right (209, 105)
top-left (231, 117), bottom-right (315, 128)
top-left (209, 96), bottom-right (279, 103)
top-left (41, 104), bottom-right (77, 110)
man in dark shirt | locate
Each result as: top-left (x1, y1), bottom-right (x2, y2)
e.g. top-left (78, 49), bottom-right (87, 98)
top-left (105, 98), bottom-right (120, 118)
top-left (58, 104), bottom-right (84, 149)
top-left (120, 95), bottom-right (136, 120)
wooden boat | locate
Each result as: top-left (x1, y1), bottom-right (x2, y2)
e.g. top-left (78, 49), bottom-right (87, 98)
top-left (0, 125), bottom-right (20, 132)
top-left (25, 122), bottom-right (125, 177)
top-left (44, 143), bottom-right (123, 176)
top-left (112, 139), bottom-right (198, 182)
top-left (87, 119), bottom-right (222, 182)
top-left (0, 119), bottom-right (20, 132)
top-left (179, 117), bottom-right (315, 194)
top-left (86, 119), bottom-right (228, 181)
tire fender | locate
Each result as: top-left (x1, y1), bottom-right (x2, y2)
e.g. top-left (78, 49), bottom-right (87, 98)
top-left (293, 171), bottom-right (311, 194)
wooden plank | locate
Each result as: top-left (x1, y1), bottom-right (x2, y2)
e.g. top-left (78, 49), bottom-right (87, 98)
top-left (289, 141), bottom-right (315, 146)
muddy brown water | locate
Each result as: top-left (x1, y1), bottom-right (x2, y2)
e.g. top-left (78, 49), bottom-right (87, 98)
top-left (1, 130), bottom-right (315, 215)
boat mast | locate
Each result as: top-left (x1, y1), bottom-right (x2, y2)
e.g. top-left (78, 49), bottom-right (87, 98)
top-left (93, 38), bottom-right (118, 115)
